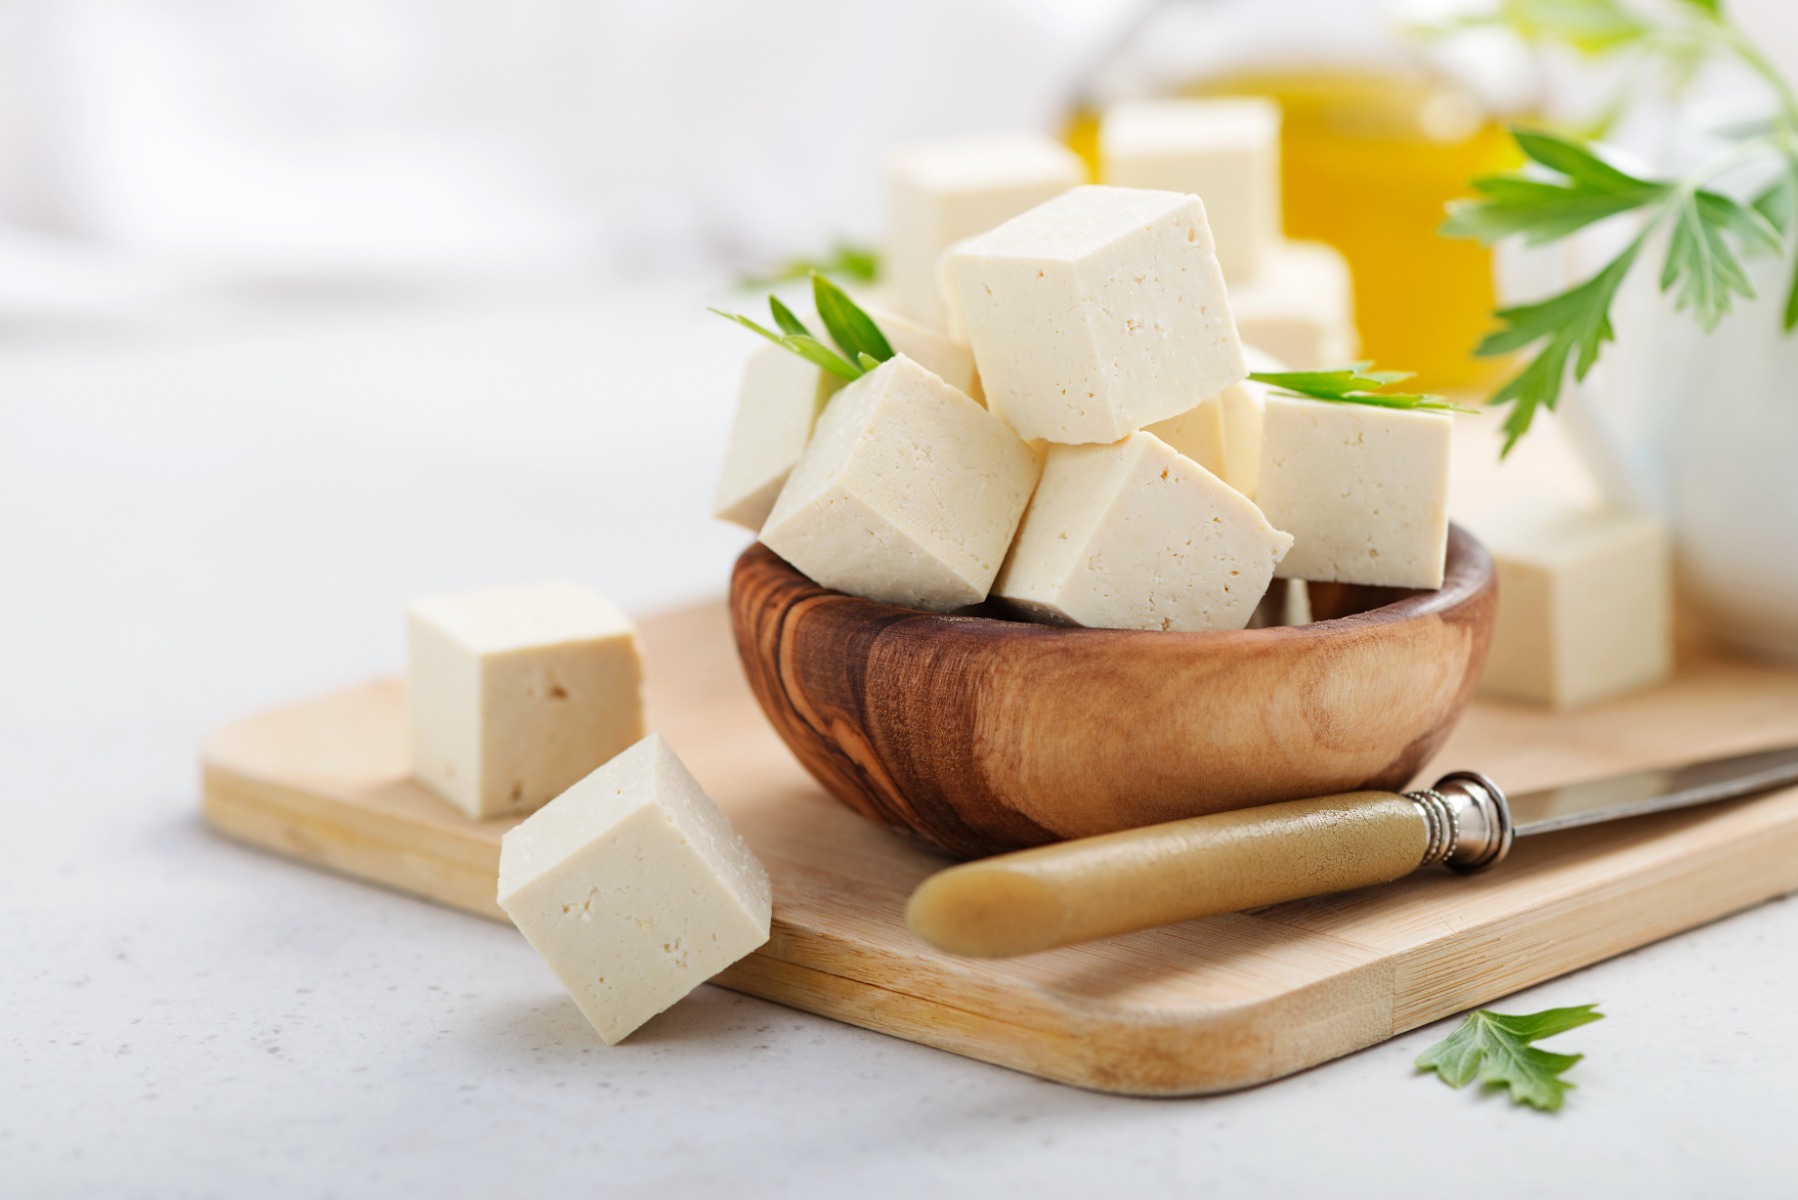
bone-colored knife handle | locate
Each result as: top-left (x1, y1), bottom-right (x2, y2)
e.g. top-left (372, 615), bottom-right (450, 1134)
top-left (905, 773), bottom-right (1511, 958)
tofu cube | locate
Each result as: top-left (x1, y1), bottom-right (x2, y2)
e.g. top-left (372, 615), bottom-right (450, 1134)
top-left (887, 132), bottom-right (1086, 331)
top-left (713, 308), bottom-right (981, 532)
top-left (949, 186), bottom-right (1246, 445)
top-left (994, 431), bottom-right (1293, 632)
top-left (1144, 345), bottom-right (1285, 496)
top-left (713, 345), bottom-right (838, 532)
top-left (1229, 241), bottom-right (1358, 369)
top-left (408, 582), bottom-right (644, 819)
top-left (760, 355), bottom-right (1040, 611)
top-left (1143, 394), bottom-right (1227, 479)
top-left (1100, 97), bottom-right (1282, 283)
top-left (1464, 499), bottom-right (1672, 707)
top-left (1256, 396), bottom-right (1453, 589)
top-left (496, 734), bottom-right (772, 1045)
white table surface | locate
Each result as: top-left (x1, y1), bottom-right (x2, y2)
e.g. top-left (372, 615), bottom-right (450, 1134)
top-left (5, 285), bottom-right (1796, 1199)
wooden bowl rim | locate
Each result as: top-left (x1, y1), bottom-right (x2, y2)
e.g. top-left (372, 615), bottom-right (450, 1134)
top-left (736, 524), bottom-right (1493, 646)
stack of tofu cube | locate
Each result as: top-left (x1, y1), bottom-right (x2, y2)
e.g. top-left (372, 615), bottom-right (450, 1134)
top-left (714, 110), bottom-right (1454, 634)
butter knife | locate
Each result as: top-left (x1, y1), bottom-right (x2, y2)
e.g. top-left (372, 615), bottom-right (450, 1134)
top-left (905, 744), bottom-right (1798, 957)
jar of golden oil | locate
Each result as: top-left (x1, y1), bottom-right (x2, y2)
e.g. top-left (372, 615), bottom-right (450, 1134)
top-left (1067, 0), bottom-right (1530, 391)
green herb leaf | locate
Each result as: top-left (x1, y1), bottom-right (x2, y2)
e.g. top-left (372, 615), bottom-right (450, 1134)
top-left (738, 241), bottom-right (880, 289)
top-left (1474, 237), bottom-right (1644, 454)
top-left (1248, 364), bottom-right (1478, 414)
top-left (708, 307), bottom-right (867, 381)
top-left (812, 273), bottom-right (895, 365)
top-left (781, 334), bottom-right (865, 381)
top-left (1679, 0), bottom-right (1722, 17)
top-left (769, 295), bottom-right (813, 338)
top-left (1494, 0), bottom-right (1652, 54)
top-left (1753, 169), bottom-right (1798, 234)
top-left (1659, 190), bottom-right (1775, 329)
top-left (1416, 1004), bottom-right (1604, 1112)
top-left (856, 351), bottom-right (883, 372)
top-left (1442, 132), bottom-right (1670, 247)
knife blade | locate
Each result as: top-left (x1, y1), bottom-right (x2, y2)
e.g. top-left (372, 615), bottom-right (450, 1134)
top-left (905, 743), bottom-right (1798, 958)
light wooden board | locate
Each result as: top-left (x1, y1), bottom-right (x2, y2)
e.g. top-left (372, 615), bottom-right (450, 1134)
top-left (202, 601), bottom-right (1798, 1096)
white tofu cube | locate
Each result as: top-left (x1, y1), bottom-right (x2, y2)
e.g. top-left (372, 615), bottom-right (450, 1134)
top-left (1464, 499), bottom-right (1672, 707)
top-left (1256, 396), bottom-right (1453, 589)
top-left (1144, 344), bottom-right (1285, 497)
top-left (713, 345), bottom-right (837, 532)
top-left (713, 308), bottom-right (981, 532)
top-left (760, 354), bottom-right (1040, 612)
top-left (1229, 241), bottom-right (1357, 369)
top-left (995, 431), bottom-right (1293, 632)
top-left (1100, 97), bottom-right (1281, 283)
top-left (496, 734), bottom-right (772, 1045)
top-left (888, 132), bottom-right (1085, 331)
top-left (949, 186), bottom-right (1247, 445)
top-left (1143, 394), bottom-right (1227, 479)
top-left (408, 582), bottom-right (644, 819)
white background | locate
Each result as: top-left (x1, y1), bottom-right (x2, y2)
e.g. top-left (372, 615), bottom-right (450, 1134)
top-left (6, 2), bottom-right (1798, 1196)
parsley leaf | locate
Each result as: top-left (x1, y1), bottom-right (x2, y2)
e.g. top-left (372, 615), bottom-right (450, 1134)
top-left (1416, 1004), bottom-right (1603, 1112)
top-left (1474, 236), bottom-right (1644, 453)
top-left (1661, 189), bottom-right (1782, 329)
top-left (1248, 364), bottom-right (1478, 414)
top-left (1444, 129), bottom-right (1670, 246)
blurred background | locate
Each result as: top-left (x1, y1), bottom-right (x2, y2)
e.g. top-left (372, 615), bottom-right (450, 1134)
top-left (5, 0), bottom-right (1798, 718)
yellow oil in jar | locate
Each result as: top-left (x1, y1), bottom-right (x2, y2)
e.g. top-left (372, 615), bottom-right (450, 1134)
top-left (1069, 70), bottom-right (1520, 391)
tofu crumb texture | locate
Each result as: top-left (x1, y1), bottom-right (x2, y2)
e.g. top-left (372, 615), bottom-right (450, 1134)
top-left (995, 430), bottom-right (1293, 632)
top-left (758, 354), bottom-right (1042, 612)
top-left (1256, 396), bottom-right (1452, 590)
top-left (496, 733), bottom-right (773, 1046)
top-left (1465, 499), bottom-right (1673, 707)
top-left (408, 581), bottom-right (644, 819)
top-left (949, 186), bottom-right (1247, 445)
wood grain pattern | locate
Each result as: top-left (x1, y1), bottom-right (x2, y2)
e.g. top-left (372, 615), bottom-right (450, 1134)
top-left (730, 526), bottom-right (1497, 857)
top-left (201, 599), bottom-right (1798, 1096)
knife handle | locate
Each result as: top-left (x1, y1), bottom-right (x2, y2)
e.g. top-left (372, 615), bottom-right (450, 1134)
top-left (905, 773), bottom-right (1511, 958)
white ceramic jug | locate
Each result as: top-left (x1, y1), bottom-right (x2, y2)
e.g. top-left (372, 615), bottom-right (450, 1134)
top-left (1563, 242), bottom-right (1798, 661)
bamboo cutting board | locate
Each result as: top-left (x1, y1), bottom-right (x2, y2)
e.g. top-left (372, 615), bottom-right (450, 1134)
top-left (202, 601), bottom-right (1798, 1096)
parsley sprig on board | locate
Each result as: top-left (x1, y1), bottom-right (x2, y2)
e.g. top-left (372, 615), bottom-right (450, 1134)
top-left (1438, 0), bottom-right (1798, 454)
top-left (1416, 1003), bottom-right (1604, 1112)
top-left (1249, 365), bottom-right (1478, 414)
top-left (711, 273), bottom-right (894, 382)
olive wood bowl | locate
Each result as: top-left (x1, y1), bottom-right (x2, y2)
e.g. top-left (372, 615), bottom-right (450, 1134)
top-left (729, 526), bottom-right (1496, 859)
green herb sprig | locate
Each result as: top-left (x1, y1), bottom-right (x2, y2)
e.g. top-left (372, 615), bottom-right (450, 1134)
top-left (1416, 1003), bottom-right (1604, 1112)
top-left (1248, 364), bottom-right (1479, 414)
top-left (1438, 0), bottom-right (1798, 454)
top-left (736, 242), bottom-right (880, 290)
top-left (710, 273), bottom-right (895, 383)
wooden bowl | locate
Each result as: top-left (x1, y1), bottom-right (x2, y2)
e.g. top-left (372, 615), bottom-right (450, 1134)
top-left (730, 527), bottom-right (1496, 859)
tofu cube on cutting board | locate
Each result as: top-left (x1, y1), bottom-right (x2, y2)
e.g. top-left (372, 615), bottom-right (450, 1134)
top-left (496, 733), bottom-right (772, 1046)
top-left (887, 132), bottom-right (1086, 333)
top-left (408, 582), bottom-right (644, 819)
top-left (759, 354), bottom-right (1040, 611)
top-left (1256, 395), bottom-right (1452, 590)
top-left (995, 430), bottom-right (1293, 632)
top-left (1228, 241), bottom-right (1358, 369)
top-left (1099, 97), bottom-right (1281, 284)
top-left (712, 306), bottom-right (980, 533)
top-left (1464, 499), bottom-right (1673, 708)
top-left (948, 185), bottom-right (1247, 445)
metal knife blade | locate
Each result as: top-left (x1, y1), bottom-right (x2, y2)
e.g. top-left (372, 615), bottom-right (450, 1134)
top-left (1506, 743), bottom-right (1798, 837)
